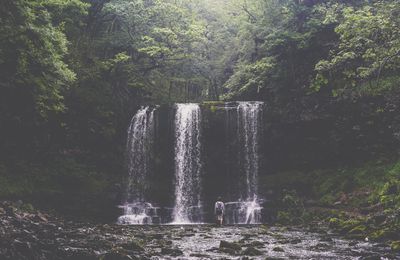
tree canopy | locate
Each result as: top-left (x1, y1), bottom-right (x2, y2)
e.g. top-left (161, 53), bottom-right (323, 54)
top-left (1, 0), bottom-right (400, 158)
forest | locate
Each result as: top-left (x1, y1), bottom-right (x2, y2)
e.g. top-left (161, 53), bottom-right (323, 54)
top-left (1, 0), bottom-right (400, 259)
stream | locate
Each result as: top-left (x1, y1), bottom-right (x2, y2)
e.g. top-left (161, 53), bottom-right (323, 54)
top-left (1, 205), bottom-right (398, 260)
top-left (135, 225), bottom-right (395, 259)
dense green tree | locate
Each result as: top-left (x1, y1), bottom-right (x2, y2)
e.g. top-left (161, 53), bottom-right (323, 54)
top-left (0, 0), bottom-right (87, 117)
top-left (314, 1), bottom-right (400, 96)
top-left (0, 0), bottom-right (88, 158)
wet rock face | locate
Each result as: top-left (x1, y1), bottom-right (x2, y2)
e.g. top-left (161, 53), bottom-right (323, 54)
top-left (0, 201), bottom-right (395, 260)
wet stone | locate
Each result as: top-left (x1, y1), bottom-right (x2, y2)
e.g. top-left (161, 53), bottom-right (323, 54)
top-left (161, 247), bottom-right (183, 256)
top-left (242, 246), bottom-right (263, 256)
top-left (272, 247), bottom-right (284, 252)
top-left (311, 243), bottom-right (330, 250)
top-left (349, 241), bottom-right (358, 246)
top-left (206, 246), bottom-right (219, 252)
top-left (220, 240), bottom-right (242, 251)
top-left (121, 240), bottom-right (145, 252)
top-left (359, 255), bottom-right (383, 260)
top-left (103, 251), bottom-right (135, 260)
top-left (320, 236), bottom-right (333, 242)
top-left (219, 247), bottom-right (238, 255)
top-left (246, 241), bottom-right (265, 248)
top-left (290, 238), bottom-right (302, 244)
top-left (190, 253), bottom-right (211, 258)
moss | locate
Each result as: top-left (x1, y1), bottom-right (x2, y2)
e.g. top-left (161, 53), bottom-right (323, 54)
top-left (369, 228), bottom-right (399, 241)
top-left (276, 211), bottom-right (291, 224)
top-left (340, 219), bottom-right (363, 233)
top-left (201, 101), bottom-right (226, 106)
top-left (20, 203), bottom-right (35, 213)
top-left (328, 218), bottom-right (342, 229)
top-left (121, 240), bottom-right (145, 252)
top-left (348, 225), bottom-right (367, 235)
top-left (200, 101), bottom-right (227, 113)
top-left (390, 241), bottom-right (400, 252)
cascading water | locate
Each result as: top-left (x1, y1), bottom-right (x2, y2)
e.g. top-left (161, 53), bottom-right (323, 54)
top-left (237, 102), bottom-right (263, 201)
top-left (118, 106), bottom-right (160, 225)
top-left (117, 102), bottom-right (264, 225)
top-left (225, 102), bottom-right (264, 224)
top-left (172, 104), bottom-right (202, 224)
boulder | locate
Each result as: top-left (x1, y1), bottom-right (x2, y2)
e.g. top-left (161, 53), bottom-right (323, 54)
top-left (161, 247), bottom-right (183, 256)
top-left (121, 240), bottom-right (144, 252)
top-left (390, 241), bottom-right (400, 252)
top-left (272, 247), bottom-right (284, 252)
top-left (220, 240), bottom-right (242, 251)
top-left (219, 247), bottom-right (237, 255)
top-left (242, 246), bottom-right (263, 256)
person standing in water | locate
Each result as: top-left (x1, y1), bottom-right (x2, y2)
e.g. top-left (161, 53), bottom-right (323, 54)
top-left (215, 197), bottom-right (225, 226)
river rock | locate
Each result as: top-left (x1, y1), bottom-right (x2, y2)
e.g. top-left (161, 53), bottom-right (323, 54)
top-left (242, 246), bottom-right (263, 256)
top-left (290, 238), bottom-right (302, 244)
top-left (220, 240), bottom-right (242, 251)
top-left (121, 240), bottom-right (145, 252)
top-left (59, 246), bottom-right (97, 260)
top-left (103, 251), bottom-right (134, 260)
top-left (161, 247), bottom-right (183, 256)
top-left (272, 247), bottom-right (284, 252)
top-left (390, 241), bottom-right (400, 252)
top-left (219, 247), bottom-right (237, 255)
top-left (190, 253), bottom-right (210, 257)
top-left (359, 255), bottom-right (383, 260)
top-left (320, 236), bottom-right (333, 242)
top-left (248, 241), bottom-right (265, 248)
top-left (311, 243), bottom-right (329, 250)
top-left (33, 213), bottom-right (48, 223)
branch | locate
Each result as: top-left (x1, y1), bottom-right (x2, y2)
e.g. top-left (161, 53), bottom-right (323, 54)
top-left (241, 4), bottom-right (257, 23)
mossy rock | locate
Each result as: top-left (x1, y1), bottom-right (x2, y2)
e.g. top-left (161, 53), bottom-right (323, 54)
top-left (200, 101), bottom-right (226, 112)
top-left (276, 211), bottom-right (291, 224)
top-left (161, 247), bottom-right (183, 256)
top-left (220, 240), bottom-right (242, 252)
top-left (121, 240), bottom-right (144, 252)
top-left (348, 225), bottom-right (367, 235)
top-left (242, 246), bottom-right (263, 256)
top-left (103, 247), bottom-right (131, 260)
top-left (328, 218), bottom-right (342, 229)
top-left (219, 247), bottom-right (237, 255)
top-left (20, 203), bottom-right (35, 212)
top-left (390, 241), bottom-right (400, 252)
top-left (272, 247), bottom-right (284, 252)
top-left (370, 229), bottom-right (399, 241)
top-left (249, 241), bottom-right (265, 248)
top-left (336, 219), bottom-right (363, 234)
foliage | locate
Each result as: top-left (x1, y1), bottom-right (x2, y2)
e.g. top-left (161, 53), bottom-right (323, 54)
top-left (314, 1), bottom-right (400, 95)
top-left (0, 0), bottom-right (87, 117)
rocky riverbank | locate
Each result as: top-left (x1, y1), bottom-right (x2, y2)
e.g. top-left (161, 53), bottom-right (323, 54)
top-left (0, 201), bottom-right (398, 260)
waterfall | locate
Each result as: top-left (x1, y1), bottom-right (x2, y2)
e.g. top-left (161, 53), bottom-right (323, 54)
top-left (224, 102), bottom-right (263, 224)
top-left (237, 102), bottom-right (263, 201)
top-left (118, 106), bottom-right (160, 225)
top-left (116, 102), bottom-right (264, 225)
top-left (237, 101), bottom-right (263, 224)
top-left (172, 104), bottom-right (202, 224)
